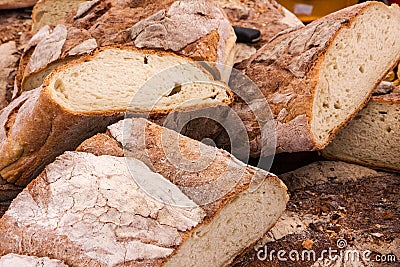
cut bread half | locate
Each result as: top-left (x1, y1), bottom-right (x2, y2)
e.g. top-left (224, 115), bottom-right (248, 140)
top-left (0, 47), bottom-right (233, 186)
top-left (17, 0), bottom-right (236, 95)
top-left (238, 2), bottom-right (400, 155)
top-left (322, 90), bottom-right (400, 172)
top-left (0, 254), bottom-right (67, 267)
top-left (31, 0), bottom-right (87, 33)
top-left (0, 119), bottom-right (288, 266)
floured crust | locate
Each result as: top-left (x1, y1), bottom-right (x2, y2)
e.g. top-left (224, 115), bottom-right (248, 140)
top-left (0, 119), bottom-right (287, 266)
top-left (0, 254), bottom-right (68, 267)
top-left (17, 0), bottom-right (236, 94)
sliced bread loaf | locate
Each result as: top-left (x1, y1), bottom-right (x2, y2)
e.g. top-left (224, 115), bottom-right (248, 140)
top-left (234, 2), bottom-right (400, 155)
top-left (31, 0), bottom-right (87, 33)
top-left (17, 0), bottom-right (236, 94)
top-left (0, 117), bottom-right (288, 266)
top-left (322, 90), bottom-right (400, 172)
top-left (0, 254), bottom-right (67, 267)
top-left (0, 47), bottom-right (233, 186)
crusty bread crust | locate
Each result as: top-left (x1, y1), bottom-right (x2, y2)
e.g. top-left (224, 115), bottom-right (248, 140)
top-left (215, 0), bottom-right (303, 48)
top-left (0, 0), bottom-right (36, 9)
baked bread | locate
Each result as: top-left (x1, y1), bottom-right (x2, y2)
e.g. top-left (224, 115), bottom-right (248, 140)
top-left (0, 46), bottom-right (233, 186)
top-left (0, 254), bottom-right (67, 267)
top-left (231, 2), bottom-right (400, 156)
top-left (216, 0), bottom-right (302, 46)
top-left (17, 0), bottom-right (236, 94)
top-left (322, 89), bottom-right (400, 172)
top-left (31, 0), bottom-right (87, 33)
top-left (0, 0), bottom-right (36, 9)
top-left (0, 119), bottom-right (288, 266)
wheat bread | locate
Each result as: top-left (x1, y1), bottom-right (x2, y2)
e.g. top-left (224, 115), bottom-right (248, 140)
top-left (0, 46), bottom-right (233, 186)
top-left (232, 2), bottom-right (400, 155)
top-left (17, 0), bottom-right (236, 94)
top-left (322, 89), bottom-right (400, 172)
top-left (0, 118), bottom-right (288, 266)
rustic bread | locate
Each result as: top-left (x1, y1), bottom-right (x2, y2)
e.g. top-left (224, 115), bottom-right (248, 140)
top-left (233, 2), bottom-right (400, 155)
top-left (0, 119), bottom-right (288, 266)
top-left (0, 47), bottom-right (233, 186)
top-left (31, 0), bottom-right (87, 33)
top-left (216, 0), bottom-right (303, 64)
top-left (0, 0), bottom-right (36, 9)
top-left (17, 0), bottom-right (236, 94)
top-left (322, 90), bottom-right (400, 172)
top-left (0, 254), bottom-right (67, 267)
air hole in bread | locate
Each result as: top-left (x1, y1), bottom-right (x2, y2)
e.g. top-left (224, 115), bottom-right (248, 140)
top-left (311, 5), bottom-right (400, 146)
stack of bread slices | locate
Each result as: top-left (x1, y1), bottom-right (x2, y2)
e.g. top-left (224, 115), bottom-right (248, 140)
top-left (0, 0), bottom-right (400, 266)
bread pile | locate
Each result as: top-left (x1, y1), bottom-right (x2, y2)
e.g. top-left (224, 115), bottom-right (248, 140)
top-left (0, 0), bottom-right (400, 266)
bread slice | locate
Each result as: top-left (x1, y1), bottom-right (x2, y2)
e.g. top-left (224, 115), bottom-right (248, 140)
top-left (31, 0), bottom-right (87, 33)
top-left (17, 0), bottom-right (236, 94)
top-left (0, 0), bottom-right (36, 9)
top-left (236, 2), bottom-right (400, 155)
top-left (0, 254), bottom-right (67, 267)
top-left (0, 41), bottom-right (19, 109)
top-left (322, 90), bottom-right (400, 172)
top-left (0, 47), bottom-right (233, 186)
top-left (0, 119), bottom-right (288, 266)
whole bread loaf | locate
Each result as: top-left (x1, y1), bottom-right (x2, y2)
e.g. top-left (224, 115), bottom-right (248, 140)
top-left (0, 118), bottom-right (288, 266)
top-left (227, 2), bottom-right (400, 156)
top-left (0, 47), bottom-right (233, 186)
top-left (322, 89), bottom-right (400, 172)
top-left (17, 0), bottom-right (236, 94)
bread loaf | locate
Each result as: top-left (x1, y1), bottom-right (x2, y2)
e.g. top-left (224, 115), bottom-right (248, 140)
top-left (31, 0), bottom-right (87, 33)
top-left (322, 90), bottom-right (400, 172)
top-left (0, 118), bottom-right (288, 266)
top-left (0, 46), bottom-right (233, 186)
top-left (0, 254), bottom-right (67, 267)
top-left (17, 0), bottom-right (236, 94)
top-left (0, 0), bottom-right (36, 9)
top-left (230, 2), bottom-right (400, 155)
